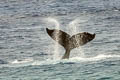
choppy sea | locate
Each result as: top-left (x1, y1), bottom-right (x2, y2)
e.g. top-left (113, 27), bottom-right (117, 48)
top-left (0, 0), bottom-right (120, 80)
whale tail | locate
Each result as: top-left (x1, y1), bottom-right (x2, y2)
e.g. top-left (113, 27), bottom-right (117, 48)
top-left (46, 28), bottom-right (95, 59)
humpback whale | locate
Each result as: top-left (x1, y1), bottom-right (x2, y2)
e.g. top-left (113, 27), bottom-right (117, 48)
top-left (46, 28), bottom-right (95, 59)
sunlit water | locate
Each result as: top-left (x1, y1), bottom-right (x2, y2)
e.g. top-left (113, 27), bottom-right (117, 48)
top-left (0, 0), bottom-right (120, 80)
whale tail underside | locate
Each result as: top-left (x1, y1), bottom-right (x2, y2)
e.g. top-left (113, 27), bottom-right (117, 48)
top-left (46, 28), bottom-right (95, 59)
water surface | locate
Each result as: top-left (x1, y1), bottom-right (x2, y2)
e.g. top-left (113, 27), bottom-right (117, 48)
top-left (0, 0), bottom-right (120, 80)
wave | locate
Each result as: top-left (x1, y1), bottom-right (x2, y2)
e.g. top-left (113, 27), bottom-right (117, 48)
top-left (10, 58), bottom-right (34, 64)
top-left (0, 58), bottom-right (34, 68)
top-left (0, 59), bottom-right (8, 64)
top-left (0, 25), bottom-right (44, 32)
top-left (1, 54), bottom-right (120, 68)
top-left (32, 54), bottom-right (120, 66)
top-left (68, 54), bottom-right (120, 62)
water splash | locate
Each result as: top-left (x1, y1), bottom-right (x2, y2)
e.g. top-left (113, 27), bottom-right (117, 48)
top-left (44, 17), bottom-right (60, 60)
top-left (44, 17), bottom-right (60, 28)
top-left (69, 54), bottom-right (120, 62)
top-left (11, 58), bottom-right (33, 64)
top-left (32, 54), bottom-right (120, 66)
top-left (68, 18), bottom-right (86, 57)
top-left (1, 54), bottom-right (120, 68)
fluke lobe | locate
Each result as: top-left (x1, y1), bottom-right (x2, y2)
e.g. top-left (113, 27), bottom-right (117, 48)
top-left (46, 28), bottom-right (95, 59)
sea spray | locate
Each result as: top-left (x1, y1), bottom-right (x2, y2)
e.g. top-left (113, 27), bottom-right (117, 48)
top-left (44, 17), bottom-right (61, 60)
top-left (68, 18), bottom-right (85, 57)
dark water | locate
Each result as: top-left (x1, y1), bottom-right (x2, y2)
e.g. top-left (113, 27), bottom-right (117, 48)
top-left (0, 0), bottom-right (120, 80)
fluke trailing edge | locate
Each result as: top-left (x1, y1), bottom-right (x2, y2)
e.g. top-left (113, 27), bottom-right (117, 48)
top-left (46, 28), bottom-right (95, 59)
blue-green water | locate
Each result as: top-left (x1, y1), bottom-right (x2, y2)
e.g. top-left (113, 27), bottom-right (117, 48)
top-left (0, 0), bottom-right (120, 80)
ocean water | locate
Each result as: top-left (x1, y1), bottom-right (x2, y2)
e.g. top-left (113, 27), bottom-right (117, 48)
top-left (0, 0), bottom-right (120, 80)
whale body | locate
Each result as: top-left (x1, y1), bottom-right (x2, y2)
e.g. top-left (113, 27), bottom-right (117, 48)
top-left (46, 28), bottom-right (95, 59)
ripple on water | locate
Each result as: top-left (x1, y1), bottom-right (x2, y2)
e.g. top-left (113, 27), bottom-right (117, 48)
top-left (97, 77), bottom-right (113, 80)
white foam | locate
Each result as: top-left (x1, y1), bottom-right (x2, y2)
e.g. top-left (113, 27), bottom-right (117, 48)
top-left (31, 59), bottom-right (60, 66)
top-left (69, 54), bottom-right (120, 62)
top-left (11, 58), bottom-right (33, 64)
top-left (1, 54), bottom-right (120, 68)
top-left (32, 54), bottom-right (120, 66)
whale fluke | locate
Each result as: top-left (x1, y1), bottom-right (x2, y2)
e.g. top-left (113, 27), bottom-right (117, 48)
top-left (46, 28), bottom-right (95, 59)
